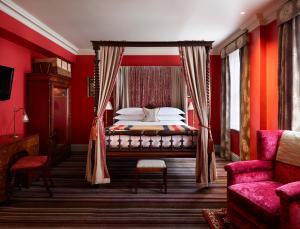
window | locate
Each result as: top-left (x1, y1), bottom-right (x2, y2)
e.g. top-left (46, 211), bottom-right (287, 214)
top-left (229, 50), bottom-right (240, 131)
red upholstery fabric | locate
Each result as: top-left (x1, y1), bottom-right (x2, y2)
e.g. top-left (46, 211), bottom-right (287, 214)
top-left (227, 170), bottom-right (273, 187)
top-left (226, 130), bottom-right (300, 229)
top-left (224, 160), bottom-right (273, 186)
top-left (276, 181), bottom-right (300, 201)
top-left (225, 160), bottom-right (273, 174)
top-left (228, 181), bottom-right (282, 226)
top-left (275, 161), bottom-right (300, 184)
top-left (11, 156), bottom-right (48, 172)
top-left (257, 130), bottom-right (283, 160)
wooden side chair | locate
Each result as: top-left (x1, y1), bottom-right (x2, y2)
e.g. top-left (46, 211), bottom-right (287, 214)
top-left (10, 153), bottom-right (54, 198)
top-left (9, 136), bottom-right (56, 198)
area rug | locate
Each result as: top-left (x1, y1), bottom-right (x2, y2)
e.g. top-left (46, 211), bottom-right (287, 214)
top-left (203, 208), bottom-right (233, 229)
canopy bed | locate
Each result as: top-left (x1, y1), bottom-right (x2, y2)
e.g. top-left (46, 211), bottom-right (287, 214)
top-left (86, 40), bottom-right (217, 188)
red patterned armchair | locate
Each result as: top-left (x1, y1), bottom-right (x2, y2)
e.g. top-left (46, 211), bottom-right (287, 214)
top-left (225, 130), bottom-right (300, 229)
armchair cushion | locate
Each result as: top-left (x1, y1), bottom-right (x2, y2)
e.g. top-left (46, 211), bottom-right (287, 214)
top-left (276, 181), bottom-right (300, 202)
top-left (11, 156), bottom-right (48, 172)
top-left (228, 181), bottom-right (282, 225)
top-left (224, 160), bottom-right (273, 185)
top-left (224, 160), bottom-right (273, 174)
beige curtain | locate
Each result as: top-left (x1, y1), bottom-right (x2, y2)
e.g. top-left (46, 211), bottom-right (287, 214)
top-left (278, 15), bottom-right (300, 131)
top-left (239, 46), bottom-right (250, 160)
top-left (179, 46), bottom-right (217, 187)
top-left (170, 67), bottom-right (187, 115)
top-left (115, 67), bottom-right (130, 111)
top-left (220, 57), bottom-right (231, 159)
top-left (86, 46), bottom-right (124, 184)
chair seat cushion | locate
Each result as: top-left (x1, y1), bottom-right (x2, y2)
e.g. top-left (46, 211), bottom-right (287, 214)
top-left (11, 156), bottom-right (48, 172)
top-left (228, 181), bottom-right (282, 225)
top-left (137, 159), bottom-right (166, 168)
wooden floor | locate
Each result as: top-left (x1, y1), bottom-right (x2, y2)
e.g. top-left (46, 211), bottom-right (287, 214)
top-left (0, 152), bottom-right (229, 228)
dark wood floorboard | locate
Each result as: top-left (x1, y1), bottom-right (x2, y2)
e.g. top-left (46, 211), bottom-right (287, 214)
top-left (0, 152), bottom-right (229, 228)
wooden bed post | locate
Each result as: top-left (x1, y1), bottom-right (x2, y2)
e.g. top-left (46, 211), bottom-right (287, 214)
top-left (205, 46), bottom-right (211, 119)
top-left (93, 45), bottom-right (100, 115)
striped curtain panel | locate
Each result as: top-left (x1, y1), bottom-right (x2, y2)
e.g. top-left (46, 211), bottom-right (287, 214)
top-left (239, 46), bottom-right (250, 160)
top-left (86, 46), bottom-right (124, 185)
top-left (278, 12), bottom-right (300, 131)
top-left (220, 33), bottom-right (250, 160)
top-left (220, 57), bottom-right (231, 159)
top-left (179, 46), bottom-right (217, 187)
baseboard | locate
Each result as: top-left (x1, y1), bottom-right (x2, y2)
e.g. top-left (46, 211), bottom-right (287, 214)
top-left (231, 152), bottom-right (240, 161)
top-left (71, 144), bottom-right (88, 152)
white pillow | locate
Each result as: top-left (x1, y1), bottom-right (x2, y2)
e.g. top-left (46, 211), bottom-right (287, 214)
top-left (114, 114), bottom-right (144, 121)
top-left (158, 107), bottom-right (185, 115)
top-left (116, 107), bottom-right (144, 115)
top-left (158, 115), bottom-right (185, 121)
top-left (143, 108), bottom-right (159, 122)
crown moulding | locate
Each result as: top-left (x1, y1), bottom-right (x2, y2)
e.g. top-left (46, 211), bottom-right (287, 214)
top-left (0, 0), bottom-right (79, 54)
top-left (216, 0), bottom-right (288, 54)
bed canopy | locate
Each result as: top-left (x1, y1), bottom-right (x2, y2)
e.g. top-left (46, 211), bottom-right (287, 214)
top-left (86, 40), bottom-right (217, 188)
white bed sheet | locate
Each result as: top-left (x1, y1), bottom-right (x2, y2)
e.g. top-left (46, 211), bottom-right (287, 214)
top-left (114, 120), bottom-right (187, 126)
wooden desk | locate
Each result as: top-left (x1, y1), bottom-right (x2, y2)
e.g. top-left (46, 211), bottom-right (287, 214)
top-left (0, 135), bottom-right (39, 202)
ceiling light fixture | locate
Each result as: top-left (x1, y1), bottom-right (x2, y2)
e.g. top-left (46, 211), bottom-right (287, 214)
top-left (240, 11), bottom-right (246, 15)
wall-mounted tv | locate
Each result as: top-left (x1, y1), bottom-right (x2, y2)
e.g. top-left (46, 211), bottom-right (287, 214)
top-left (0, 65), bottom-right (14, 101)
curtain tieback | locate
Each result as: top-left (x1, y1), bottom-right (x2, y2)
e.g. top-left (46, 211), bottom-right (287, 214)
top-left (90, 116), bottom-right (103, 140)
top-left (199, 124), bottom-right (211, 129)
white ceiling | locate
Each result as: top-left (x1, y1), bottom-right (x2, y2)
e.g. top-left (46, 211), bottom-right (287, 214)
top-left (11, 0), bottom-right (278, 53)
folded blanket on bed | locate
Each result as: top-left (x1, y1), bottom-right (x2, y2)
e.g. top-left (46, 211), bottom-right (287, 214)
top-left (109, 125), bottom-right (197, 132)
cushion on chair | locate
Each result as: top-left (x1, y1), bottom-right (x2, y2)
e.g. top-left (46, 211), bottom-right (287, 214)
top-left (228, 181), bottom-right (282, 225)
top-left (274, 131), bottom-right (300, 184)
top-left (11, 156), bottom-right (48, 172)
top-left (137, 159), bottom-right (166, 168)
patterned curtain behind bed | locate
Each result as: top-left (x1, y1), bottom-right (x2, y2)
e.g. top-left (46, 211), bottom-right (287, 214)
top-left (129, 66), bottom-right (172, 107)
top-left (115, 66), bottom-right (186, 110)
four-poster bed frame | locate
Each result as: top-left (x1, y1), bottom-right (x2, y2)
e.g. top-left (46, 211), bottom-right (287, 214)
top-left (91, 40), bottom-right (213, 158)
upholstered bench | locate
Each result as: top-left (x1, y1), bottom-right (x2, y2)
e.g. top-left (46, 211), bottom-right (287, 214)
top-left (135, 159), bottom-right (167, 194)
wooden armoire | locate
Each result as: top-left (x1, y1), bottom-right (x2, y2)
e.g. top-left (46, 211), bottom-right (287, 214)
top-left (26, 73), bottom-right (71, 165)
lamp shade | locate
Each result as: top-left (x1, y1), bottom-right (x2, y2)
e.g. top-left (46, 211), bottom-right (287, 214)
top-left (23, 112), bottom-right (29, 123)
top-left (106, 101), bottom-right (113, 110)
top-left (188, 102), bottom-right (194, 111)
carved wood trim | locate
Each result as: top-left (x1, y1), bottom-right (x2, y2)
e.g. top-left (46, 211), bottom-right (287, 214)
top-left (92, 40), bottom-right (213, 49)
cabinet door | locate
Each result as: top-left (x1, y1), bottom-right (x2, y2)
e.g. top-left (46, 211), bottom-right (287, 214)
top-left (52, 85), bottom-right (70, 161)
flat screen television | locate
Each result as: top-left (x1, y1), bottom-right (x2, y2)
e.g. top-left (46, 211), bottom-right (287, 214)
top-left (0, 65), bottom-right (14, 101)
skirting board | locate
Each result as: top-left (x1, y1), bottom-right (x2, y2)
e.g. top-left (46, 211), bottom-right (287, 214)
top-left (71, 144), bottom-right (221, 153)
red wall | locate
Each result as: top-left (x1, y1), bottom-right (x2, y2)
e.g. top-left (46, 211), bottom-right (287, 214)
top-left (71, 56), bottom-right (95, 144)
top-left (71, 55), bottom-right (222, 145)
top-left (0, 11), bottom-right (76, 137)
top-left (230, 129), bottom-right (240, 155)
top-left (210, 55), bottom-right (221, 145)
top-left (0, 11), bottom-right (75, 63)
top-left (249, 21), bottom-right (279, 159)
top-left (0, 37), bottom-right (43, 136)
